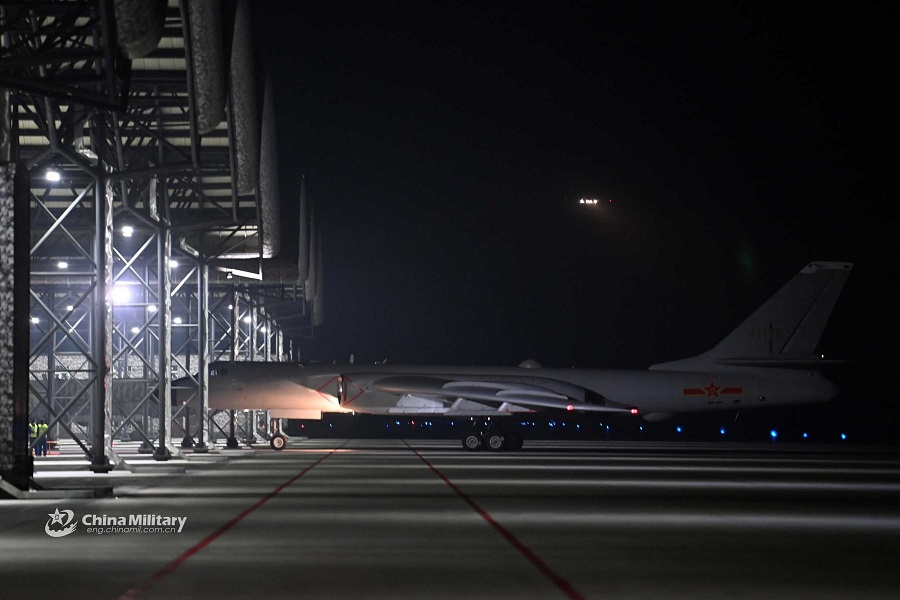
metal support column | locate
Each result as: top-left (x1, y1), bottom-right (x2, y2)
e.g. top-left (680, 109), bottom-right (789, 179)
top-left (194, 261), bottom-right (208, 452)
top-left (90, 171), bottom-right (113, 473)
top-left (225, 289), bottom-right (239, 449)
top-left (0, 161), bottom-right (34, 490)
top-left (153, 225), bottom-right (172, 461)
top-left (243, 299), bottom-right (257, 444)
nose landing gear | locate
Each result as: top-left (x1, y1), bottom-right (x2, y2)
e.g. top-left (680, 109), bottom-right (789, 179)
top-left (269, 417), bottom-right (288, 450)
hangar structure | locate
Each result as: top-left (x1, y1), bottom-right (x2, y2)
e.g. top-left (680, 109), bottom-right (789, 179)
top-left (0, 0), bottom-right (322, 492)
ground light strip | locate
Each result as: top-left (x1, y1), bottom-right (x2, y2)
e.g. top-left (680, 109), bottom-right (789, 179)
top-left (117, 448), bottom-right (341, 599)
top-left (404, 441), bottom-right (587, 600)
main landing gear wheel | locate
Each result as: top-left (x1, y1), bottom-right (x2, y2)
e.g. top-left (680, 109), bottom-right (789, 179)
top-left (463, 434), bottom-right (482, 451)
top-left (485, 433), bottom-right (505, 452)
top-left (270, 434), bottom-right (287, 451)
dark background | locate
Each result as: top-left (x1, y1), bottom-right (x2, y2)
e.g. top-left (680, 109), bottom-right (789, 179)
top-left (250, 2), bottom-right (898, 441)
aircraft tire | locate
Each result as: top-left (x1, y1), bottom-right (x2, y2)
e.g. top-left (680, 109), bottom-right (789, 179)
top-left (485, 433), bottom-right (505, 452)
top-left (270, 435), bottom-right (287, 451)
top-left (463, 434), bottom-right (482, 451)
top-left (505, 431), bottom-right (523, 451)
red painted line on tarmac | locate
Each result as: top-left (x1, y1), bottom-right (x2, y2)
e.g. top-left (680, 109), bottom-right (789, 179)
top-left (404, 442), bottom-right (587, 600)
top-left (118, 448), bottom-right (339, 599)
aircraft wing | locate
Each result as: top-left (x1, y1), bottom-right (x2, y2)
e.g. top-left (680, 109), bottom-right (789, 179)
top-left (370, 375), bottom-right (634, 413)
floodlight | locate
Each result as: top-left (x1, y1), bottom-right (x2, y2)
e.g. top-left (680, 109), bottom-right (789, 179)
top-left (111, 284), bottom-right (131, 304)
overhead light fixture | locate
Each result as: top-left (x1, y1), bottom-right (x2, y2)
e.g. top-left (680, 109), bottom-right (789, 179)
top-left (110, 284), bottom-right (130, 304)
top-left (65, 305), bottom-right (74, 312)
top-left (130, 326), bottom-right (140, 334)
top-left (122, 225), bottom-right (134, 238)
top-left (147, 305), bottom-right (157, 313)
top-left (31, 316), bottom-right (39, 324)
top-left (45, 169), bottom-right (61, 182)
top-left (243, 316), bottom-right (252, 323)
top-left (57, 261), bottom-right (68, 269)
top-left (173, 316), bottom-right (183, 324)
top-left (170, 260), bottom-right (179, 268)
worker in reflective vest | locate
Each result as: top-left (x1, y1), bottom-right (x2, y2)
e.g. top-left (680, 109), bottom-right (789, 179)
top-left (28, 420), bottom-right (38, 455)
top-left (36, 419), bottom-right (50, 457)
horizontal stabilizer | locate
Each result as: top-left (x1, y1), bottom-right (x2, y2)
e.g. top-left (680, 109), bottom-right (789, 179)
top-left (715, 357), bottom-right (851, 369)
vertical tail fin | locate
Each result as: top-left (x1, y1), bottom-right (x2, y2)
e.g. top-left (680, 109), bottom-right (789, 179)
top-left (650, 261), bottom-right (852, 371)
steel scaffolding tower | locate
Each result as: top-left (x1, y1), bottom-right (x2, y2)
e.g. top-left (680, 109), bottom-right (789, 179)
top-left (1, 0), bottom-right (319, 490)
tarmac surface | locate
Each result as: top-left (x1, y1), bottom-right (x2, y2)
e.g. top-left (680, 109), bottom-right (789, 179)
top-left (2, 438), bottom-right (900, 599)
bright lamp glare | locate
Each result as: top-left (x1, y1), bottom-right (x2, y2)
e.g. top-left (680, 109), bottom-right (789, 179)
top-left (31, 316), bottom-right (39, 324)
top-left (45, 170), bottom-right (61, 182)
top-left (147, 305), bottom-right (157, 313)
top-left (66, 305), bottom-right (74, 312)
top-left (170, 260), bottom-right (179, 268)
top-left (111, 285), bottom-right (130, 304)
top-left (130, 326), bottom-right (140, 334)
top-left (173, 316), bottom-right (183, 324)
top-left (243, 316), bottom-right (252, 323)
top-left (57, 261), bottom-right (68, 269)
top-left (122, 225), bottom-right (134, 238)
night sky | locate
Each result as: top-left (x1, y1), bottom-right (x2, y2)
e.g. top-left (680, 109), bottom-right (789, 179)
top-left (249, 2), bottom-right (897, 413)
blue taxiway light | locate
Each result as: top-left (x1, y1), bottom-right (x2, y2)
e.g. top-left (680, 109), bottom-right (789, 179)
top-left (720, 428), bottom-right (726, 435)
top-left (841, 433), bottom-right (847, 440)
top-left (676, 426), bottom-right (682, 433)
top-left (803, 432), bottom-right (809, 439)
top-left (770, 429), bottom-right (778, 440)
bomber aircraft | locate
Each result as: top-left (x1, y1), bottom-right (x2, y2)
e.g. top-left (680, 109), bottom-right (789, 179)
top-left (206, 261), bottom-right (852, 451)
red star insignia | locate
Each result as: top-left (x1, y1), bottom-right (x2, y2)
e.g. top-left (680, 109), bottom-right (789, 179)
top-left (704, 381), bottom-right (720, 397)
